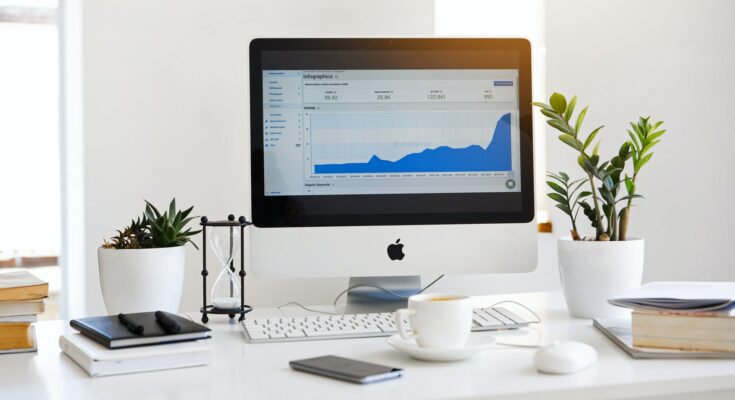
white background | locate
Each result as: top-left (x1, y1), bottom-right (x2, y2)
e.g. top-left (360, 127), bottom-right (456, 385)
top-left (62, 0), bottom-right (735, 317)
top-left (64, 0), bottom-right (436, 317)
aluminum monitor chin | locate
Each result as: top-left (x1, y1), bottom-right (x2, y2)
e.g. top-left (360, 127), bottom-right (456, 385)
top-left (249, 38), bottom-right (537, 279)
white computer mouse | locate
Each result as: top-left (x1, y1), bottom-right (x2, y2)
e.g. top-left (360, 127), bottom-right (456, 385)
top-left (533, 340), bottom-right (597, 374)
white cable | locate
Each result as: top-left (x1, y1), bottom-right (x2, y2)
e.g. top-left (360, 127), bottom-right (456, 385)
top-left (488, 300), bottom-right (542, 324)
top-left (278, 275), bottom-right (445, 315)
top-left (331, 274), bottom-right (445, 307)
top-left (276, 301), bottom-right (339, 315)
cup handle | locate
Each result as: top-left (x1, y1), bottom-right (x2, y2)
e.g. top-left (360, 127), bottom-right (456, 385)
top-left (395, 308), bottom-right (417, 341)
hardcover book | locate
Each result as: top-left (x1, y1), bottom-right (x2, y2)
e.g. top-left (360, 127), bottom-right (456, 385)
top-left (594, 318), bottom-right (735, 359)
top-left (59, 333), bottom-right (210, 377)
top-left (0, 271), bottom-right (49, 302)
top-left (70, 312), bottom-right (211, 349)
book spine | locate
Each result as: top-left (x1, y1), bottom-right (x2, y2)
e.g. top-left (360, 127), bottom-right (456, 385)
top-left (69, 320), bottom-right (112, 348)
top-left (59, 335), bottom-right (97, 377)
top-left (633, 335), bottom-right (735, 352)
top-left (632, 313), bottom-right (735, 340)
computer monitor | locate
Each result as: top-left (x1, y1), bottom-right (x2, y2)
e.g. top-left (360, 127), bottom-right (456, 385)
top-left (249, 38), bottom-right (536, 310)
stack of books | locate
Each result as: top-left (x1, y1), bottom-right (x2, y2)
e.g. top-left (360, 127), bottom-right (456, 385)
top-left (597, 281), bottom-right (735, 358)
top-left (0, 271), bottom-right (48, 355)
top-left (60, 311), bottom-right (212, 377)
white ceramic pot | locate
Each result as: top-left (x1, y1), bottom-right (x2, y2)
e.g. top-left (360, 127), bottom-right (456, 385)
top-left (558, 237), bottom-right (644, 319)
top-left (98, 246), bottom-right (186, 315)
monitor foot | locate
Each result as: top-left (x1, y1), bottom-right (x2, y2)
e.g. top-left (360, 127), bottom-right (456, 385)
top-left (343, 275), bottom-right (421, 314)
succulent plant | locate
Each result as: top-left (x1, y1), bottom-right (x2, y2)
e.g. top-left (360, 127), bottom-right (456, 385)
top-left (144, 199), bottom-right (201, 249)
top-left (101, 217), bottom-right (151, 249)
top-left (101, 199), bottom-right (200, 249)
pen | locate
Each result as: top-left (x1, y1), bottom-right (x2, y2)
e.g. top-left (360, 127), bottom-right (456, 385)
top-left (118, 313), bottom-right (144, 335)
top-left (155, 311), bottom-right (182, 334)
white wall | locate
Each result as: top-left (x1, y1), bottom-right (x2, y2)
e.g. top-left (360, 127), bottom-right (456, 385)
top-left (75, 0), bottom-right (436, 317)
top-left (544, 0), bottom-right (735, 281)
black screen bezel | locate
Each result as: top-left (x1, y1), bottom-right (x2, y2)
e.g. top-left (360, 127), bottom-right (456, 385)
top-left (250, 38), bottom-right (534, 227)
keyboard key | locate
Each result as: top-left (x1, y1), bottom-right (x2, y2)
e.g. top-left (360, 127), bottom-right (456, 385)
top-left (305, 330), bottom-right (339, 337)
top-left (286, 330), bottom-right (306, 338)
top-left (477, 310), bottom-right (504, 326)
top-left (495, 307), bottom-right (525, 324)
top-left (247, 329), bottom-right (269, 340)
top-left (485, 308), bottom-right (513, 325)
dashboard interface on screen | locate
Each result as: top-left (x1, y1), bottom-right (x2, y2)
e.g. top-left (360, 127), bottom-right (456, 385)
top-left (262, 69), bottom-right (521, 196)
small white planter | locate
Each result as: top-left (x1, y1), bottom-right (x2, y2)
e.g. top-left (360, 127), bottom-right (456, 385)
top-left (558, 237), bottom-right (644, 319)
top-left (98, 246), bottom-right (186, 315)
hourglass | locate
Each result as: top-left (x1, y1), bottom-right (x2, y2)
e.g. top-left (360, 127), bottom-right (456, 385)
top-left (199, 214), bottom-right (253, 323)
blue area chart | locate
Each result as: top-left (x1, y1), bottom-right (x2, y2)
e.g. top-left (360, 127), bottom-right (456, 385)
top-left (314, 113), bottom-right (512, 174)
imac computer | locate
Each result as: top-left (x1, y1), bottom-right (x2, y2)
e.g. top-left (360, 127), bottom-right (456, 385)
top-left (249, 38), bottom-right (536, 312)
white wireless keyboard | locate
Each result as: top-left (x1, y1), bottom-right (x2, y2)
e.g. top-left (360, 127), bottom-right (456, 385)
top-left (241, 307), bottom-right (529, 343)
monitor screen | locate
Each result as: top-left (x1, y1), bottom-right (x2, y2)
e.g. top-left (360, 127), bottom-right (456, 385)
top-left (262, 69), bottom-right (521, 196)
top-left (250, 39), bottom-right (534, 227)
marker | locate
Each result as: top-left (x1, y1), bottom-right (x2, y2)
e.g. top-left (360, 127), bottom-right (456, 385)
top-left (118, 313), bottom-right (144, 335)
top-left (155, 311), bottom-right (182, 334)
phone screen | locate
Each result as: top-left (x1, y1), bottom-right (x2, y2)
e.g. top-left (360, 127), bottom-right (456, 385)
top-left (290, 355), bottom-right (403, 384)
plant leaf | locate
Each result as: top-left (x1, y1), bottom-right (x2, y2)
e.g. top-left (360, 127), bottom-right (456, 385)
top-left (558, 134), bottom-right (581, 150)
top-left (540, 108), bottom-right (564, 122)
top-left (546, 181), bottom-right (567, 195)
top-left (618, 142), bottom-right (631, 160)
top-left (603, 175), bottom-right (614, 191)
top-left (574, 106), bottom-right (588, 133)
top-left (578, 190), bottom-right (592, 198)
top-left (627, 130), bottom-right (641, 152)
top-left (592, 140), bottom-right (601, 156)
top-left (647, 129), bottom-right (666, 142)
top-left (564, 96), bottom-right (577, 123)
top-left (168, 198), bottom-right (176, 221)
top-left (624, 176), bottom-right (634, 195)
top-left (616, 194), bottom-right (644, 204)
top-left (555, 203), bottom-right (572, 216)
top-left (640, 139), bottom-right (660, 156)
top-left (531, 102), bottom-right (554, 111)
top-left (547, 192), bottom-right (567, 205)
top-left (635, 152), bottom-right (653, 173)
top-left (548, 120), bottom-right (573, 135)
top-left (583, 126), bottom-right (604, 150)
top-left (550, 92), bottom-right (567, 114)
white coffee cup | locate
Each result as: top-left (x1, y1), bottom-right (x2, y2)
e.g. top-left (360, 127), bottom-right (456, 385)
top-left (394, 293), bottom-right (473, 349)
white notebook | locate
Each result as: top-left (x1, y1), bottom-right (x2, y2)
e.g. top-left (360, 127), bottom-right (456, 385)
top-left (609, 281), bottom-right (735, 312)
top-left (59, 333), bottom-right (211, 377)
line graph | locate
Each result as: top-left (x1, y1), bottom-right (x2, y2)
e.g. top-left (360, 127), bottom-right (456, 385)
top-left (311, 112), bottom-right (512, 174)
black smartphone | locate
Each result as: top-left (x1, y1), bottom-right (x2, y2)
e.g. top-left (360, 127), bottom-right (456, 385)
top-left (289, 355), bottom-right (403, 384)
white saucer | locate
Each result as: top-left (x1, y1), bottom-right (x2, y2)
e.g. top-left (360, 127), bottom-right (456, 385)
top-left (387, 335), bottom-right (495, 362)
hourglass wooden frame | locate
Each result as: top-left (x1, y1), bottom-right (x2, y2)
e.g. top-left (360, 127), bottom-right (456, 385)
top-left (199, 214), bottom-right (253, 323)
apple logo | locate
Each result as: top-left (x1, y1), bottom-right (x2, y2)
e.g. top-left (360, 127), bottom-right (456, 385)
top-left (387, 239), bottom-right (405, 260)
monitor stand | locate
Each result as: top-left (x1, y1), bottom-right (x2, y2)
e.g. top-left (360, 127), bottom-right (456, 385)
top-left (343, 275), bottom-right (421, 314)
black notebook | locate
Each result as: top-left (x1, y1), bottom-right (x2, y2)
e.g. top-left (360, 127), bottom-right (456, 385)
top-left (70, 312), bottom-right (211, 349)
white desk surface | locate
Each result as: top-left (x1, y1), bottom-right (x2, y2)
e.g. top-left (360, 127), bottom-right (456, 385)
top-left (2, 291), bottom-right (735, 400)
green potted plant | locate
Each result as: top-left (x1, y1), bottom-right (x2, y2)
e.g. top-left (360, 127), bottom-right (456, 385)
top-left (534, 93), bottom-right (666, 318)
top-left (98, 199), bottom-right (200, 315)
